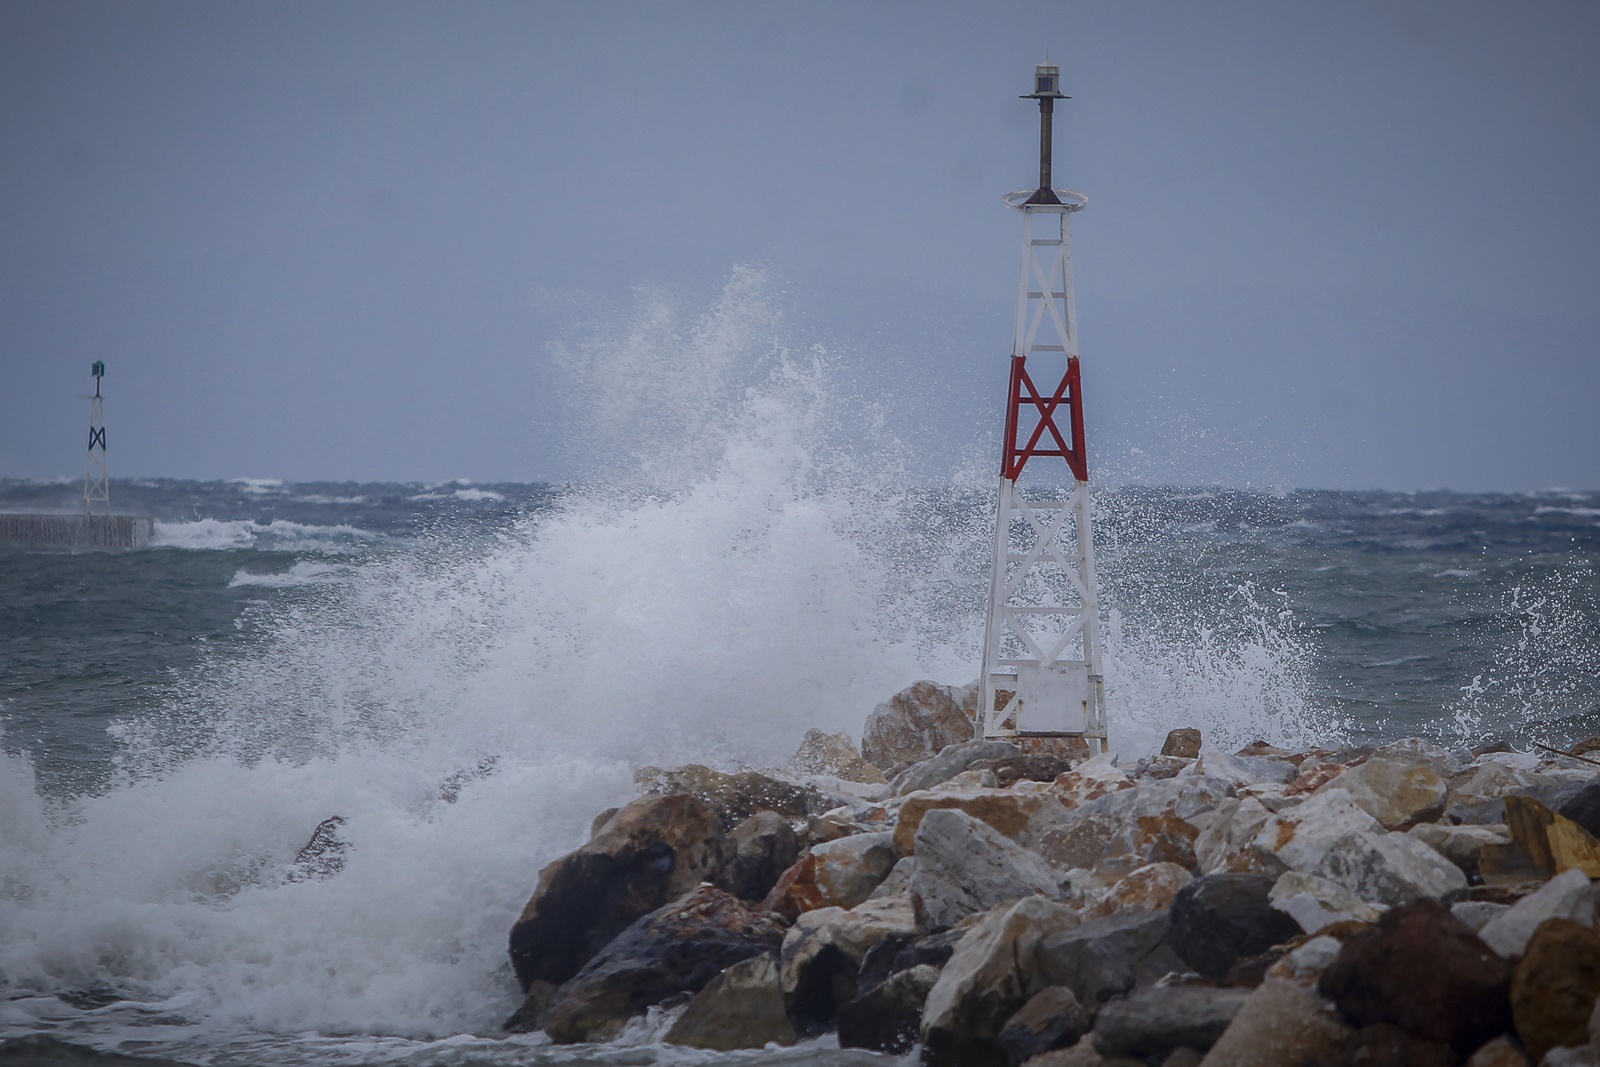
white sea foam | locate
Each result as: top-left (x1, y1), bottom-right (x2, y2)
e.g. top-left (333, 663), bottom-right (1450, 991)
top-left (229, 561), bottom-right (353, 588)
top-left (0, 269), bottom-right (1329, 1055)
top-left (153, 519), bottom-right (379, 553)
top-left (451, 488), bottom-right (505, 502)
top-left (230, 478), bottom-right (287, 495)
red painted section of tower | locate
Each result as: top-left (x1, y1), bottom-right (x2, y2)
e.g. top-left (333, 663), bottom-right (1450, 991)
top-left (1000, 355), bottom-right (1087, 482)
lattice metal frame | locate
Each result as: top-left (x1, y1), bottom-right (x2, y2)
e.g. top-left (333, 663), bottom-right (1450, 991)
top-left (980, 192), bottom-right (1106, 750)
top-left (84, 367), bottom-right (109, 516)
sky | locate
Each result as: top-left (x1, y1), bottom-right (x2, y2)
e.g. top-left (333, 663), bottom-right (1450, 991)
top-left (1, 0), bottom-right (1597, 490)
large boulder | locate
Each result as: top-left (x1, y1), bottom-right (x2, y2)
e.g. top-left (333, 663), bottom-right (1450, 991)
top-left (1317, 898), bottom-right (1513, 1057)
top-left (1091, 985), bottom-right (1251, 1062)
top-left (778, 895), bottom-right (918, 1031)
top-left (1250, 788), bottom-right (1383, 873)
top-left (508, 793), bottom-right (725, 991)
top-left (1168, 874), bottom-right (1301, 982)
top-left (1194, 797), bottom-right (1280, 876)
top-left (909, 808), bottom-right (1069, 931)
top-left (635, 764), bottom-right (820, 829)
top-left (890, 739), bottom-right (1023, 796)
top-left (997, 985), bottom-right (1093, 1064)
top-left (1478, 868), bottom-right (1596, 959)
top-left (542, 885), bottom-right (786, 1043)
top-left (662, 951), bottom-right (797, 1050)
top-left (836, 963), bottom-right (941, 1054)
top-left (1197, 975), bottom-right (1356, 1067)
top-left (1408, 822), bottom-right (1512, 883)
top-left (1163, 728), bottom-right (1203, 759)
top-left (1312, 829), bottom-right (1467, 907)
top-left (787, 728), bottom-right (887, 784)
top-left (860, 680), bottom-right (978, 774)
top-left (758, 832), bottom-right (898, 921)
top-left (1510, 917), bottom-right (1600, 1062)
top-left (716, 810), bottom-right (799, 901)
top-left (1269, 871), bottom-right (1384, 934)
top-left (1036, 908), bottom-right (1184, 1007)
top-left (1081, 862), bottom-right (1193, 920)
top-left (920, 895), bottom-right (1081, 1067)
top-left (894, 786), bottom-right (1070, 855)
top-left (1324, 756), bottom-right (1448, 830)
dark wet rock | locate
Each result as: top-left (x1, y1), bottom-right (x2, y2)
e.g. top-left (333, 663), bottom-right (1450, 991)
top-left (1318, 898), bottom-right (1513, 1057)
top-left (716, 811), bottom-right (799, 901)
top-left (1343, 1023), bottom-right (1457, 1067)
top-left (969, 753), bottom-right (1079, 789)
top-left (998, 986), bottom-right (1093, 1064)
top-left (542, 884), bottom-right (785, 1043)
top-left (663, 951), bottom-right (797, 1050)
top-left (635, 764), bottom-right (821, 829)
top-left (1558, 780), bottom-right (1600, 839)
top-left (1510, 917), bottom-right (1600, 1063)
top-left (860, 679), bottom-right (979, 774)
top-left (890, 739), bottom-right (1024, 796)
top-left (855, 927), bottom-right (964, 995)
top-left (0, 1036), bottom-right (191, 1067)
top-left (1037, 909), bottom-right (1184, 1008)
top-left (837, 962), bottom-right (941, 1054)
top-left (1167, 874), bottom-right (1300, 982)
top-left (778, 897), bottom-right (917, 1033)
top-left (1090, 985), bottom-right (1250, 1062)
top-left (286, 815), bottom-right (348, 882)
top-left (1472, 739), bottom-right (1515, 757)
top-left (508, 793), bottom-right (725, 990)
top-left (1162, 729), bottom-right (1203, 760)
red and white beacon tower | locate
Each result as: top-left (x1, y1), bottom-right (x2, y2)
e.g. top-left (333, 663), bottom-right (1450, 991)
top-left (979, 63), bottom-right (1107, 753)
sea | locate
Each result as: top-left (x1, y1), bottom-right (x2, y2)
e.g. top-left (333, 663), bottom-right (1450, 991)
top-left (2, 282), bottom-right (1598, 1065)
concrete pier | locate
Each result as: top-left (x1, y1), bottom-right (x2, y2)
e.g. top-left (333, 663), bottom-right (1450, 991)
top-left (0, 513), bottom-right (155, 550)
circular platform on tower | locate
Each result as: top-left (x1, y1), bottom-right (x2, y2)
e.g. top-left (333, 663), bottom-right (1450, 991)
top-left (1003, 188), bottom-right (1088, 211)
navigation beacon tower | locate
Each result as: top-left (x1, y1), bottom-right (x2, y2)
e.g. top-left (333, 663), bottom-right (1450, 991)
top-left (978, 63), bottom-right (1107, 753)
top-left (84, 360), bottom-right (110, 516)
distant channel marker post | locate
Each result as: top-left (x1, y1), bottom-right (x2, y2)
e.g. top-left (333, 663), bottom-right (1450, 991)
top-left (978, 63), bottom-right (1108, 753)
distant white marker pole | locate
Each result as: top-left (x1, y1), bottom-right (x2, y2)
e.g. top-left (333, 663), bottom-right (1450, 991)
top-left (979, 63), bottom-right (1108, 753)
top-left (84, 361), bottom-right (110, 516)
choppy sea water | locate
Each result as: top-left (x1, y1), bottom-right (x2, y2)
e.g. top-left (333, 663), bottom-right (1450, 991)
top-left (1, 279), bottom-right (1597, 1065)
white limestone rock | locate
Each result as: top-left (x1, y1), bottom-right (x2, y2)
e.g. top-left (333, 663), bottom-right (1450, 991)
top-left (1196, 750), bottom-right (1298, 788)
top-left (1324, 756), bottom-right (1448, 829)
top-left (1312, 829), bottom-right (1466, 907)
top-left (1251, 788), bottom-right (1383, 872)
top-left (1478, 868), bottom-right (1596, 959)
top-left (1269, 870), bottom-right (1385, 934)
top-left (910, 808), bottom-right (1069, 931)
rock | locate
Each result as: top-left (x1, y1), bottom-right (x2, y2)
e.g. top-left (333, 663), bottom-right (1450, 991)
top-left (1481, 796), bottom-right (1600, 884)
top-left (1270, 870), bottom-right (1385, 934)
top-left (787, 728), bottom-right (887, 784)
top-left (1251, 788), bottom-right (1383, 873)
top-left (869, 855), bottom-right (914, 900)
top-left (1135, 754), bottom-right (1194, 780)
top-left (861, 679), bottom-right (978, 774)
top-left (1012, 735), bottom-right (1094, 765)
top-left (587, 807), bottom-right (619, 839)
top-left (809, 832), bottom-right (898, 908)
top-left (778, 896), bottom-right (917, 1031)
top-left (1022, 1044), bottom-right (1111, 1067)
top-left (920, 894), bottom-right (1082, 1067)
top-left (910, 808), bottom-right (1069, 931)
top-left (1317, 898), bottom-right (1513, 1056)
top-left (1543, 1046), bottom-right (1599, 1067)
top-left (1409, 822), bottom-right (1513, 882)
top-left (1042, 809), bottom-right (1201, 878)
top-left (1511, 918), bottom-right (1600, 1062)
top-left (1194, 798), bottom-right (1278, 876)
top-left (1196, 750), bottom-right (1298, 787)
top-left (1283, 758), bottom-right (1350, 797)
top-left (1037, 909), bottom-right (1184, 1006)
top-left (1039, 810), bottom-right (1123, 871)
top-left (1163, 728), bottom-right (1203, 760)
top-left (635, 764), bottom-right (820, 829)
top-left (1561, 782), bottom-right (1600, 838)
top-left (891, 739), bottom-right (1024, 796)
top-left (1168, 874), bottom-right (1302, 982)
top-left (1324, 756), bottom-right (1448, 830)
top-left (1313, 829), bottom-right (1468, 907)
top-left (717, 811), bottom-right (799, 901)
top-left (1083, 862), bottom-right (1193, 920)
top-left (663, 951), bottom-right (797, 1050)
top-left (1344, 1023), bottom-right (1456, 1066)
top-left (1080, 775), bottom-right (1237, 823)
top-left (1196, 976), bottom-right (1356, 1067)
top-left (1092, 985), bottom-right (1251, 1061)
top-left (285, 815), bottom-right (348, 882)
top-left (509, 793), bottom-right (725, 990)
top-left (1051, 753), bottom-right (1137, 809)
top-left (1479, 869), bottom-right (1597, 959)
top-left (1278, 934), bottom-right (1345, 979)
top-left (542, 885), bottom-right (786, 1043)
top-left (855, 926), bottom-right (966, 996)
top-left (1464, 1035), bottom-right (1533, 1066)
top-left (1454, 900), bottom-right (1512, 932)
top-left (894, 787), bottom-right (1070, 856)
top-left (971, 752), bottom-right (1081, 789)
top-left (998, 986), bottom-right (1094, 1064)
top-left (836, 962), bottom-right (940, 1053)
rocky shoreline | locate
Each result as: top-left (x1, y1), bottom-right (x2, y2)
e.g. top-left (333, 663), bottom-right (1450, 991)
top-left (502, 680), bottom-right (1600, 1066)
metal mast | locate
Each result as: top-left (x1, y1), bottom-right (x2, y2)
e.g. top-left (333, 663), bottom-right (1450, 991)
top-left (979, 63), bottom-right (1107, 752)
top-left (84, 361), bottom-right (109, 516)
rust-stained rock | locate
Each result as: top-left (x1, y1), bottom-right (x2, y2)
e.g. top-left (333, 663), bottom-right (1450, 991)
top-left (509, 793), bottom-right (725, 991)
top-left (1051, 754), bottom-right (1137, 810)
top-left (1282, 758), bottom-right (1349, 797)
top-left (860, 680), bottom-right (978, 774)
top-left (1251, 788), bottom-right (1383, 873)
top-left (787, 728), bottom-right (888, 784)
top-left (1040, 809), bottom-right (1199, 876)
top-left (1317, 898), bottom-right (1513, 1057)
top-left (542, 885), bottom-right (786, 1043)
top-left (893, 787), bottom-right (1069, 856)
top-left (808, 832), bottom-right (898, 909)
top-left (1322, 756), bottom-right (1448, 830)
top-left (1480, 795), bottom-right (1600, 883)
top-left (1510, 917), bottom-right (1600, 1062)
top-left (1163, 728), bottom-right (1203, 759)
top-left (1082, 862), bottom-right (1193, 920)
top-left (635, 764), bottom-right (820, 830)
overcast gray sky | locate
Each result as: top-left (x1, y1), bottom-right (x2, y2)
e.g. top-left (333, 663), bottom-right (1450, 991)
top-left (2, 1), bottom-right (1596, 490)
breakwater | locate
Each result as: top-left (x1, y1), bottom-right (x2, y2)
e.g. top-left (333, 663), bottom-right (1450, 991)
top-left (0, 513), bottom-right (154, 550)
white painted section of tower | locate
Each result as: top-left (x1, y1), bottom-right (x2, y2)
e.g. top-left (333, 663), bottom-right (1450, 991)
top-left (980, 190), bottom-right (1107, 751)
